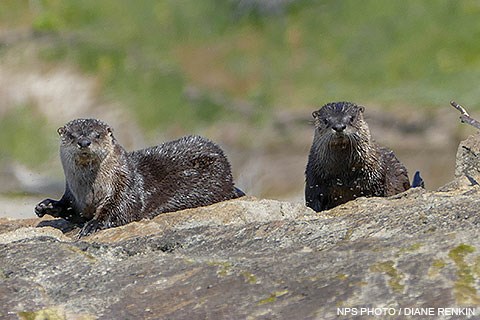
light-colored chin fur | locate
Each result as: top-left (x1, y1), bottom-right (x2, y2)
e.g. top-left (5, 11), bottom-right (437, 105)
top-left (60, 145), bottom-right (110, 216)
top-left (313, 126), bottom-right (374, 176)
top-left (327, 133), bottom-right (350, 149)
top-left (73, 151), bottom-right (98, 166)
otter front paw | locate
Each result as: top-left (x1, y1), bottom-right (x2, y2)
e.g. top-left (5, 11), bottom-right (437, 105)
top-left (77, 219), bottom-right (104, 238)
top-left (35, 199), bottom-right (61, 217)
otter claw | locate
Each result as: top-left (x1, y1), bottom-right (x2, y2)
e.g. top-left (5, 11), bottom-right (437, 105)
top-left (78, 219), bottom-right (102, 238)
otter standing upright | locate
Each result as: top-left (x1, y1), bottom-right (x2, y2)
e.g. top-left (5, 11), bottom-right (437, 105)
top-left (305, 102), bottom-right (410, 212)
top-left (35, 119), bottom-right (244, 237)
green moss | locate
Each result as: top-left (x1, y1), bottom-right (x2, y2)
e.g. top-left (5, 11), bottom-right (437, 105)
top-left (18, 308), bottom-right (66, 320)
top-left (258, 295), bottom-right (277, 305)
top-left (356, 281), bottom-right (368, 287)
top-left (473, 256), bottom-right (480, 277)
top-left (397, 243), bottom-right (423, 256)
top-left (257, 290), bottom-right (289, 305)
top-left (343, 228), bottom-right (354, 241)
top-left (449, 244), bottom-right (475, 285)
top-left (428, 258), bottom-right (446, 278)
top-left (370, 261), bottom-right (405, 293)
top-left (18, 308), bottom-right (95, 320)
top-left (449, 244), bottom-right (476, 260)
top-left (336, 273), bottom-right (348, 281)
top-left (241, 271), bottom-right (258, 284)
top-left (183, 258), bottom-right (196, 264)
top-left (67, 246), bottom-right (97, 263)
top-left (208, 261), bottom-right (233, 277)
top-left (407, 243), bottom-right (422, 251)
top-left (432, 259), bottom-right (447, 269)
top-left (448, 244), bottom-right (480, 305)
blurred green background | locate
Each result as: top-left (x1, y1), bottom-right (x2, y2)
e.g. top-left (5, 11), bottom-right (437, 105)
top-left (1, 0), bottom-right (479, 204)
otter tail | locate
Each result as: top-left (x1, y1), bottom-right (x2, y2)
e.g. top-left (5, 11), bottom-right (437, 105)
top-left (411, 171), bottom-right (425, 188)
top-left (234, 186), bottom-right (246, 198)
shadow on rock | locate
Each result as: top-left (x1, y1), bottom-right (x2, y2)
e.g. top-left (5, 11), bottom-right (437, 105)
top-left (36, 219), bottom-right (78, 234)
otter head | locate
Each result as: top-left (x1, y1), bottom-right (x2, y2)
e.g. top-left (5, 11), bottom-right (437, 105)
top-left (312, 101), bottom-right (370, 150)
top-left (58, 118), bottom-right (115, 166)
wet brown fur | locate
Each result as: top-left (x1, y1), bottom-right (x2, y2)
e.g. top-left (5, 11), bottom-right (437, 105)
top-left (305, 102), bottom-right (410, 211)
top-left (35, 119), bottom-right (244, 237)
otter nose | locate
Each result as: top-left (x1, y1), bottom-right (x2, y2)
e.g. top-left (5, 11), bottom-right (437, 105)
top-left (77, 138), bottom-right (91, 148)
top-left (332, 124), bottom-right (346, 133)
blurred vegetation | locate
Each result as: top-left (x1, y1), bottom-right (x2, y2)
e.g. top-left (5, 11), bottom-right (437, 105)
top-left (0, 105), bottom-right (53, 167)
top-left (1, 0), bottom-right (480, 165)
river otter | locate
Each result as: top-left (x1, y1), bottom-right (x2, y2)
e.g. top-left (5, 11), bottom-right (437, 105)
top-left (305, 102), bottom-right (411, 211)
top-left (35, 118), bottom-right (244, 237)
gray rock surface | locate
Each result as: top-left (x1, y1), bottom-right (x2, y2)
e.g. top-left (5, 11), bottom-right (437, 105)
top-left (455, 132), bottom-right (480, 183)
top-left (2, 136), bottom-right (480, 319)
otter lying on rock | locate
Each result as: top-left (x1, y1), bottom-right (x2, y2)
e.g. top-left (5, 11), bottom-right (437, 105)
top-left (305, 101), bottom-right (419, 212)
top-left (35, 118), bottom-right (244, 237)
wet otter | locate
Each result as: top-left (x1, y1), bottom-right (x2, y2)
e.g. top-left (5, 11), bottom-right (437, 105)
top-left (35, 118), bottom-right (244, 237)
top-left (305, 102), bottom-right (411, 211)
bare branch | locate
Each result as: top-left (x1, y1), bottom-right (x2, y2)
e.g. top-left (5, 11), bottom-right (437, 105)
top-left (450, 100), bottom-right (480, 130)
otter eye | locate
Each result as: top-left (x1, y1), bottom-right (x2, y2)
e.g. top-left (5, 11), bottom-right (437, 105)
top-left (349, 115), bottom-right (356, 123)
top-left (61, 133), bottom-right (75, 142)
top-left (90, 131), bottom-right (101, 139)
top-left (323, 119), bottom-right (329, 126)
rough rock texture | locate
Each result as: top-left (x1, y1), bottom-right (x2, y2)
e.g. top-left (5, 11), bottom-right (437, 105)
top-left (2, 137), bottom-right (480, 319)
top-left (455, 132), bottom-right (480, 183)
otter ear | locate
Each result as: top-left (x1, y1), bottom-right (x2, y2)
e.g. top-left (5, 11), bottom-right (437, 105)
top-left (358, 106), bottom-right (365, 113)
top-left (312, 110), bottom-right (320, 118)
top-left (107, 126), bottom-right (113, 135)
top-left (57, 126), bottom-right (65, 136)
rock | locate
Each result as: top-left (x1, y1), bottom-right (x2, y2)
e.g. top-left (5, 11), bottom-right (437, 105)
top-left (2, 138), bottom-right (480, 319)
top-left (440, 132), bottom-right (480, 192)
top-left (455, 132), bottom-right (480, 184)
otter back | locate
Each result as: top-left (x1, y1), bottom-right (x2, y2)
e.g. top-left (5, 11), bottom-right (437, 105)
top-left (129, 135), bottom-right (240, 216)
